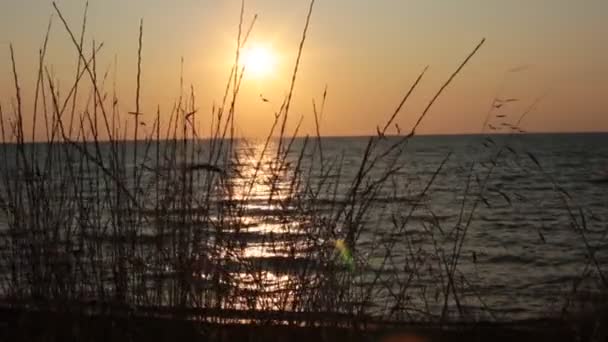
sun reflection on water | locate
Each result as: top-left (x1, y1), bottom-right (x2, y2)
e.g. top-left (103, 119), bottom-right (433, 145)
top-left (216, 141), bottom-right (318, 311)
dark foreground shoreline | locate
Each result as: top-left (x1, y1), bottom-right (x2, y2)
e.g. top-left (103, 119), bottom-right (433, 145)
top-left (0, 305), bottom-right (594, 342)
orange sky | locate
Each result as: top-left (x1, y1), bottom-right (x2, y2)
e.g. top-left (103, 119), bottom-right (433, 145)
top-left (1, 0), bottom-right (607, 140)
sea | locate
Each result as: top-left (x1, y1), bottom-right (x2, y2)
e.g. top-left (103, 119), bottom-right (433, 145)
top-left (0, 132), bottom-right (607, 321)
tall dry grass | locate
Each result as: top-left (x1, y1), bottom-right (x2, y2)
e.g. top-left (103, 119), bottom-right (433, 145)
top-left (0, 0), bottom-right (605, 329)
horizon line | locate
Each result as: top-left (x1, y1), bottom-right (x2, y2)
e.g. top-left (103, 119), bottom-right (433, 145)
top-left (1, 130), bottom-right (607, 145)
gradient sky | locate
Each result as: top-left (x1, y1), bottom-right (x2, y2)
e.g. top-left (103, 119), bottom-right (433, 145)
top-left (1, 0), bottom-right (607, 139)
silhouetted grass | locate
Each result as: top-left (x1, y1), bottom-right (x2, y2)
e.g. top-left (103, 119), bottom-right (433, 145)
top-left (0, 2), bottom-right (606, 341)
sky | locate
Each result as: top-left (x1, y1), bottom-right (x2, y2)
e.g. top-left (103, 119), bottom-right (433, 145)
top-left (0, 0), bottom-right (607, 140)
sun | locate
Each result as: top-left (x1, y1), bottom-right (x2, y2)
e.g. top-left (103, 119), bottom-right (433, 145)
top-left (241, 45), bottom-right (277, 78)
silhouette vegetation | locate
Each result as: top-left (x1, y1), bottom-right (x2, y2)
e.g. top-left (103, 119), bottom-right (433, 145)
top-left (0, 1), bottom-right (606, 341)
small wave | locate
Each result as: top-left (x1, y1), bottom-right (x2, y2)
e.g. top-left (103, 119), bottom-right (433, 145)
top-left (588, 177), bottom-right (608, 185)
top-left (485, 254), bottom-right (535, 264)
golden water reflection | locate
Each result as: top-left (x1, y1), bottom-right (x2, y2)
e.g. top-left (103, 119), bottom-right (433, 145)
top-left (219, 141), bottom-right (319, 312)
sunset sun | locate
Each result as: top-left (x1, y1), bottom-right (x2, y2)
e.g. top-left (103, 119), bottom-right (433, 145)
top-left (242, 45), bottom-right (277, 78)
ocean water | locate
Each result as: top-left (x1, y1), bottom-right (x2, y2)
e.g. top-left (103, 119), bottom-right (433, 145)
top-left (278, 133), bottom-right (608, 319)
top-left (0, 133), bottom-right (607, 321)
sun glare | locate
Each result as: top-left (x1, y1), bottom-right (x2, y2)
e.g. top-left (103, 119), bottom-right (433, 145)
top-left (242, 45), bottom-right (277, 78)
